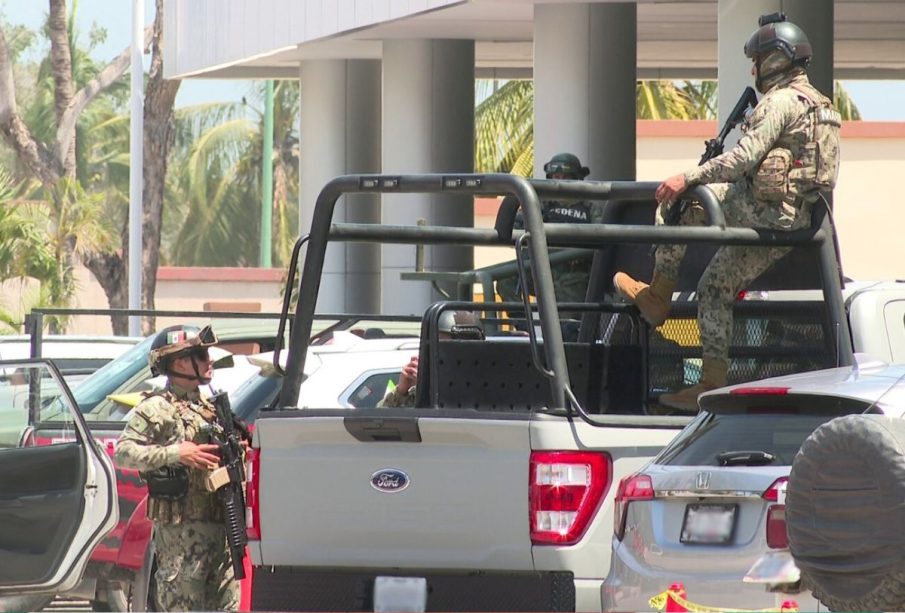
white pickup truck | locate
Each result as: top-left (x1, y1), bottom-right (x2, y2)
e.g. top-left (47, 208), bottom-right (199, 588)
top-left (242, 174), bottom-right (905, 612)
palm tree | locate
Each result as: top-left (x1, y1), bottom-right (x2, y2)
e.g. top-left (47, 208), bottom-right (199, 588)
top-left (164, 80), bottom-right (299, 267)
top-left (474, 78), bottom-right (860, 175)
top-left (0, 169), bottom-right (55, 284)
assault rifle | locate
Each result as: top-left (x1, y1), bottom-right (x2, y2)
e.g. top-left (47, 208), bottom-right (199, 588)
top-left (665, 86), bottom-right (759, 225)
top-left (209, 391), bottom-right (250, 580)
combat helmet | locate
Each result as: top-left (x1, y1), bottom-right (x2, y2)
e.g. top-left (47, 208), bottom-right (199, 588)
top-left (438, 310), bottom-right (485, 340)
top-left (543, 153), bottom-right (590, 180)
top-left (744, 12), bottom-right (812, 67)
top-left (745, 13), bottom-right (812, 91)
top-left (148, 324), bottom-right (219, 377)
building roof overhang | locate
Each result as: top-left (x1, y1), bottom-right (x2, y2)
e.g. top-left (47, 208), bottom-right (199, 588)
top-left (166, 0), bottom-right (905, 80)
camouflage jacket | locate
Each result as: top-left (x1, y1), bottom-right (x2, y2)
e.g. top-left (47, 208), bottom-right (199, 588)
top-left (114, 384), bottom-right (225, 524)
top-left (684, 73), bottom-right (839, 203)
top-left (377, 385), bottom-right (417, 408)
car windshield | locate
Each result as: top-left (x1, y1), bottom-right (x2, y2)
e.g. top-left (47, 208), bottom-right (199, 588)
top-left (656, 393), bottom-right (873, 467)
top-left (70, 334), bottom-right (155, 413)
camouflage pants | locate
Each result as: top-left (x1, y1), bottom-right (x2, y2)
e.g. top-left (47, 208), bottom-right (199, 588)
top-left (154, 521), bottom-right (240, 611)
top-left (655, 182), bottom-right (811, 363)
top-left (496, 257), bottom-right (590, 308)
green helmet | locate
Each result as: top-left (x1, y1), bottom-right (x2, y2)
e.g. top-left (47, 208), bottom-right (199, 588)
top-left (744, 12), bottom-right (812, 67)
top-left (543, 153), bottom-right (590, 179)
top-left (148, 324), bottom-right (218, 377)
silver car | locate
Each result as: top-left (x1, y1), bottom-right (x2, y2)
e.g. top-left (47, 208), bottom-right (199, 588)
top-left (602, 356), bottom-right (904, 612)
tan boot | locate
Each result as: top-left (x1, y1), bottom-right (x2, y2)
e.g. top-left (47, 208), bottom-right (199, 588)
top-left (613, 272), bottom-right (676, 327)
top-left (659, 358), bottom-right (729, 412)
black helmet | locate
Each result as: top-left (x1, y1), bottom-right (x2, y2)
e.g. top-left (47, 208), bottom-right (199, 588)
top-left (744, 12), bottom-right (812, 68)
top-left (148, 324), bottom-right (218, 377)
top-left (543, 153), bottom-right (590, 179)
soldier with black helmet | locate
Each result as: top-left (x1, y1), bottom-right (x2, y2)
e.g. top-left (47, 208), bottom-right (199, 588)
top-left (114, 324), bottom-right (243, 611)
top-left (497, 152), bottom-right (604, 312)
top-left (613, 13), bottom-right (841, 412)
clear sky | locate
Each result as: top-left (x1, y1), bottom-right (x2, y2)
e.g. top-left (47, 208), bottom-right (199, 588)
top-left (3, 0), bottom-right (905, 119)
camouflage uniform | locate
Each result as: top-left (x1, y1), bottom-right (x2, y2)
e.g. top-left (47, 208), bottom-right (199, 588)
top-left (377, 385), bottom-right (417, 408)
top-left (655, 61), bottom-right (840, 364)
top-left (114, 385), bottom-right (240, 612)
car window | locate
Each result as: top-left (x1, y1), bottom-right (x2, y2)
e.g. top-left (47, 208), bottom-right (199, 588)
top-left (0, 363), bottom-right (79, 449)
top-left (656, 412), bottom-right (837, 466)
top-left (656, 389), bottom-right (879, 467)
top-left (345, 371), bottom-right (400, 408)
top-left (70, 334), bottom-right (156, 414)
top-left (230, 374), bottom-right (282, 423)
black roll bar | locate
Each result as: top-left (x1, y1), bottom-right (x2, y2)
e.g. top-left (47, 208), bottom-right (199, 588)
top-left (278, 174), bottom-right (853, 414)
top-left (279, 174), bottom-right (571, 409)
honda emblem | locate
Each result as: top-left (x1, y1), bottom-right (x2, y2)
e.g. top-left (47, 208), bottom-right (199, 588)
top-left (695, 471), bottom-right (712, 490)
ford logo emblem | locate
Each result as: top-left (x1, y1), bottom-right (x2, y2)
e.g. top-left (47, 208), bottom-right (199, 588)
top-left (370, 469), bottom-right (410, 493)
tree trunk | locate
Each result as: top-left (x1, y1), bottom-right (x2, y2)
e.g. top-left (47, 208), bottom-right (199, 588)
top-left (140, 0), bottom-right (181, 334)
top-left (83, 250), bottom-right (129, 335)
top-left (82, 0), bottom-right (178, 336)
top-left (48, 0), bottom-right (77, 176)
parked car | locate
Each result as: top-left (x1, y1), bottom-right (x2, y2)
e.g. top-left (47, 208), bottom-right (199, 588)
top-left (601, 356), bottom-right (896, 612)
top-left (0, 360), bottom-right (118, 613)
top-left (106, 330), bottom-right (423, 423)
top-left (775, 360), bottom-right (905, 612)
top-left (0, 334), bottom-right (141, 388)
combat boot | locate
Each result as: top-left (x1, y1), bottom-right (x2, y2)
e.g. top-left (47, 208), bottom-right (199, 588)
top-left (613, 272), bottom-right (676, 327)
top-left (659, 358), bottom-right (729, 412)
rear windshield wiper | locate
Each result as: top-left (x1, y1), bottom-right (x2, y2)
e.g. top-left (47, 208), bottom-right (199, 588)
top-left (717, 450), bottom-right (775, 466)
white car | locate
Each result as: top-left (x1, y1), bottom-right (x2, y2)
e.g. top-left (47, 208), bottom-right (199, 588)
top-left (104, 331), bottom-right (421, 421)
top-left (603, 354), bottom-right (904, 613)
top-left (0, 360), bottom-right (118, 611)
top-left (0, 335), bottom-right (141, 387)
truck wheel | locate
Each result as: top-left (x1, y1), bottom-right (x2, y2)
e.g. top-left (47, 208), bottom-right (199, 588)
top-left (95, 542), bottom-right (157, 612)
top-left (786, 414), bottom-right (905, 612)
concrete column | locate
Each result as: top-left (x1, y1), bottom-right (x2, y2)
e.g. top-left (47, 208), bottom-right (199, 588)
top-left (299, 59), bottom-right (381, 313)
top-left (534, 3), bottom-right (636, 180)
top-left (718, 0), bottom-right (834, 132)
top-left (381, 39), bottom-right (475, 315)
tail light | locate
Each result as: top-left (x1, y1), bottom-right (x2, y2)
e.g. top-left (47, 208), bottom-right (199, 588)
top-left (529, 451), bottom-right (611, 545)
top-left (763, 477), bottom-right (789, 548)
top-left (765, 505), bottom-right (788, 549)
top-left (613, 474), bottom-right (654, 541)
top-left (245, 447), bottom-right (261, 540)
top-left (762, 477), bottom-right (789, 503)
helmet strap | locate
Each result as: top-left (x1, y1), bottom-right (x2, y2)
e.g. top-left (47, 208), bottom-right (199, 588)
top-left (167, 354), bottom-right (212, 385)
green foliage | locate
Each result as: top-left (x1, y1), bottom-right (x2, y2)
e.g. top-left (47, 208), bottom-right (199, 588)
top-left (164, 81), bottom-right (299, 267)
top-left (834, 81), bottom-right (861, 120)
top-left (0, 169), bottom-right (55, 282)
top-left (475, 80), bottom-right (534, 175)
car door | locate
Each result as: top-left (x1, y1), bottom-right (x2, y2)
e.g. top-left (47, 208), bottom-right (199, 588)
top-left (0, 359), bottom-right (118, 595)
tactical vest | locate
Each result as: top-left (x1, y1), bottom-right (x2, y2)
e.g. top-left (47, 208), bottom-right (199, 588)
top-left (542, 200), bottom-right (591, 224)
top-left (145, 392), bottom-right (224, 524)
top-left (788, 82), bottom-right (842, 193)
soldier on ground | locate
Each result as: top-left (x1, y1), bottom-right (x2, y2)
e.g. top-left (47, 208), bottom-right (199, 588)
top-left (379, 311), bottom-right (484, 408)
top-left (114, 325), bottom-right (243, 611)
top-left (613, 13), bottom-right (841, 412)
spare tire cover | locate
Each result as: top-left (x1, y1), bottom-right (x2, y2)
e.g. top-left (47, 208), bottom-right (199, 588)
top-left (787, 414), bottom-right (905, 602)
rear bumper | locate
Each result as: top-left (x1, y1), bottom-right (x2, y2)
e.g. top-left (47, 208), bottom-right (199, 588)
top-left (251, 567), bottom-right (575, 612)
top-left (603, 560), bottom-right (820, 612)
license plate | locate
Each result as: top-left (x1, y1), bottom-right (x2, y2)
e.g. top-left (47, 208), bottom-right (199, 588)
top-left (680, 503), bottom-right (737, 545)
top-left (373, 576), bottom-right (427, 613)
